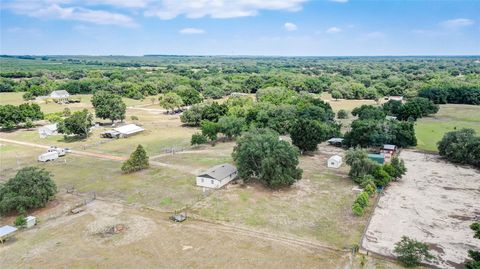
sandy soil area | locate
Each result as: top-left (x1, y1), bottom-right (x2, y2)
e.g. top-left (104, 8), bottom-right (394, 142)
top-left (362, 150), bottom-right (480, 268)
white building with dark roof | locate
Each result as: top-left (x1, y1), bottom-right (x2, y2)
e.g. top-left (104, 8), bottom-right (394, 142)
top-left (196, 163), bottom-right (238, 189)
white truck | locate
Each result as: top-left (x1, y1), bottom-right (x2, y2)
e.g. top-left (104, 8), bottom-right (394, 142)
top-left (38, 151), bottom-right (59, 162)
top-left (48, 146), bottom-right (66, 156)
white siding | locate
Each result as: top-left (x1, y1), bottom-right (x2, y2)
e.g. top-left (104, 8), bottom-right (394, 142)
top-left (195, 171), bottom-right (238, 189)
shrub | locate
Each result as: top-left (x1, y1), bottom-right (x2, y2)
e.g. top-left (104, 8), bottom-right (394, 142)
top-left (355, 191), bottom-right (370, 208)
top-left (372, 166), bottom-right (392, 187)
top-left (14, 215), bottom-right (26, 228)
top-left (131, 115), bottom-right (139, 121)
top-left (352, 202), bottom-right (364, 216)
top-left (394, 236), bottom-right (435, 267)
top-left (337, 109), bottom-right (348, 119)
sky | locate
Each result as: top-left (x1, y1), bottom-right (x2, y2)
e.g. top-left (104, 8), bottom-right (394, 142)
top-left (0, 0), bottom-right (479, 56)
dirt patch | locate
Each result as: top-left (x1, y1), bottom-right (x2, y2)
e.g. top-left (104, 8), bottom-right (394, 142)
top-left (362, 150), bottom-right (480, 268)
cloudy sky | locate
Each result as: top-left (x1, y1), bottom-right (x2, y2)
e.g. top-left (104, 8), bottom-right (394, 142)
top-left (0, 0), bottom-right (479, 56)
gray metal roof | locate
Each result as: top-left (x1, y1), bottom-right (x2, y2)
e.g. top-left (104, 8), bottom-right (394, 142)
top-left (50, 90), bottom-right (70, 97)
top-left (328, 138), bottom-right (344, 143)
top-left (197, 163), bottom-right (237, 181)
top-left (0, 225), bottom-right (17, 237)
top-left (383, 144), bottom-right (396, 150)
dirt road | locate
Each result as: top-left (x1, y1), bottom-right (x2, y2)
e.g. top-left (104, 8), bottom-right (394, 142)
top-left (0, 138), bottom-right (196, 174)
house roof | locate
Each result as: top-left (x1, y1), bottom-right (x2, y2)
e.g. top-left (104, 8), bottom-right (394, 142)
top-left (197, 163), bottom-right (237, 181)
top-left (383, 144), bottom-right (396, 150)
top-left (0, 225), bottom-right (18, 237)
top-left (329, 155), bottom-right (342, 162)
top-left (388, 96), bottom-right (403, 100)
top-left (114, 124), bottom-right (144, 135)
top-left (26, 216), bottom-right (36, 221)
top-left (50, 90), bottom-right (70, 97)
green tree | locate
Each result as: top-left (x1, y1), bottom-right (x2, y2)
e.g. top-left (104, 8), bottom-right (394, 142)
top-left (0, 167), bottom-right (57, 215)
top-left (345, 148), bottom-right (377, 181)
top-left (14, 215), bottom-right (27, 228)
top-left (394, 236), bottom-right (435, 267)
top-left (201, 102), bottom-right (228, 122)
top-left (217, 115), bottom-right (245, 139)
top-left (437, 129), bottom-right (480, 167)
top-left (174, 85), bottom-right (203, 105)
top-left (121, 145), bottom-right (149, 173)
top-left (232, 128), bottom-right (302, 188)
top-left (290, 119), bottom-right (329, 153)
top-left (465, 222), bottom-right (480, 269)
top-left (159, 92), bottom-right (184, 114)
top-left (352, 105), bottom-right (386, 120)
top-left (191, 133), bottom-right (208, 146)
top-left (371, 166), bottom-right (392, 187)
top-left (331, 90), bottom-right (342, 100)
top-left (201, 120), bottom-right (220, 142)
top-left (180, 104), bottom-right (204, 126)
top-left (91, 91), bottom-right (126, 123)
top-left (58, 109), bottom-right (92, 137)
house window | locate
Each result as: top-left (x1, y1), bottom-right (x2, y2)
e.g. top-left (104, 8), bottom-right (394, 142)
top-left (201, 178), bottom-right (204, 183)
top-left (211, 180), bottom-right (214, 185)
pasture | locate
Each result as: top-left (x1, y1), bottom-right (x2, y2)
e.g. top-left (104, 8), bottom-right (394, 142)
top-left (415, 104), bottom-right (480, 152)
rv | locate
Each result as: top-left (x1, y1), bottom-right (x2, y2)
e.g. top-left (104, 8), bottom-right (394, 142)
top-left (38, 151), bottom-right (59, 162)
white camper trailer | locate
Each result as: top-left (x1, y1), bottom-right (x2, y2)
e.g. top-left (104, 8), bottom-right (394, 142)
top-left (48, 146), bottom-right (66, 156)
top-left (38, 151), bottom-right (59, 162)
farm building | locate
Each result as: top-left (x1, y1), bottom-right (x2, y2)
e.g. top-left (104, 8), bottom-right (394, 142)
top-left (327, 138), bottom-right (344, 147)
top-left (196, 163), bottom-right (238, 189)
top-left (368, 153), bottom-right (385, 164)
top-left (327, 155), bottom-right (343, 168)
top-left (38, 123), bottom-right (58, 138)
top-left (0, 225), bottom-right (18, 244)
top-left (50, 90), bottom-right (70, 101)
top-left (101, 124), bottom-right (144, 138)
top-left (38, 151), bottom-right (59, 162)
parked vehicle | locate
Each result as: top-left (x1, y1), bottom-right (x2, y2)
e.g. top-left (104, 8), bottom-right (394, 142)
top-left (38, 151), bottom-right (59, 162)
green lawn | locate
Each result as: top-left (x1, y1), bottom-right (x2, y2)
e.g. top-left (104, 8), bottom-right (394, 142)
top-left (415, 104), bottom-right (480, 152)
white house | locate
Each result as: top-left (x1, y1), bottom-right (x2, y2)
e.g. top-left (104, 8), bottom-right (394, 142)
top-left (38, 151), bottom-right (59, 162)
top-left (50, 90), bottom-right (70, 100)
top-left (38, 123), bottom-right (58, 138)
top-left (327, 155), bottom-right (343, 168)
top-left (196, 163), bottom-right (238, 189)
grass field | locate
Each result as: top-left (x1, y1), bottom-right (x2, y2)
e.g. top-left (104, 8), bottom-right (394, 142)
top-left (415, 104), bottom-right (480, 152)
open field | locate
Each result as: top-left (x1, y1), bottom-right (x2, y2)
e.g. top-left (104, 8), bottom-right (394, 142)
top-left (362, 150), bottom-right (480, 268)
top-left (415, 104), bottom-right (480, 152)
top-left (0, 194), bottom-right (404, 269)
top-left (191, 144), bottom-right (370, 249)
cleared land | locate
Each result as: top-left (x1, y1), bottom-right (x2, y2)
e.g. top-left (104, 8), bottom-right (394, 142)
top-left (362, 150), bottom-right (480, 268)
top-left (415, 104), bottom-right (480, 152)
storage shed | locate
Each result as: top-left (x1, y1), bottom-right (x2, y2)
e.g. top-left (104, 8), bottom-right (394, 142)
top-left (26, 216), bottom-right (36, 228)
top-left (0, 225), bottom-right (18, 244)
top-left (196, 164), bottom-right (238, 189)
top-left (38, 123), bottom-right (58, 138)
top-left (327, 138), bottom-right (344, 147)
top-left (327, 155), bottom-right (343, 168)
top-left (382, 144), bottom-right (396, 154)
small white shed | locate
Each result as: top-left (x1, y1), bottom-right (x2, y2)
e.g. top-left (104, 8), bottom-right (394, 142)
top-left (25, 216), bottom-right (36, 228)
top-left (38, 151), bottom-right (59, 162)
top-left (196, 164), bottom-right (238, 189)
top-left (327, 155), bottom-right (343, 168)
top-left (38, 123), bottom-right (58, 138)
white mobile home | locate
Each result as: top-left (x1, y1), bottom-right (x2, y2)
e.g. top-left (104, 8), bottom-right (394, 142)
top-left (48, 146), bottom-right (66, 156)
top-left (38, 151), bottom-right (59, 162)
top-left (102, 124), bottom-right (144, 138)
top-left (0, 225), bottom-right (18, 244)
top-left (50, 90), bottom-right (70, 100)
top-left (327, 155), bottom-right (343, 168)
top-left (196, 164), bottom-right (238, 189)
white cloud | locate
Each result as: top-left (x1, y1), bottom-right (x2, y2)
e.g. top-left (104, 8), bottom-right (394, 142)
top-left (86, 0), bottom-right (150, 8)
top-left (329, 0), bottom-right (348, 3)
top-left (144, 0), bottom-right (307, 19)
top-left (5, 2), bottom-right (137, 27)
top-left (439, 18), bottom-right (474, 29)
top-left (284, 22), bottom-right (297, 31)
top-left (326, 27), bottom-right (341, 33)
top-left (179, 28), bottom-right (206, 34)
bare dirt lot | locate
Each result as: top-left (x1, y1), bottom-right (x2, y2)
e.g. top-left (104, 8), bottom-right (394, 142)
top-left (362, 150), bottom-right (480, 268)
